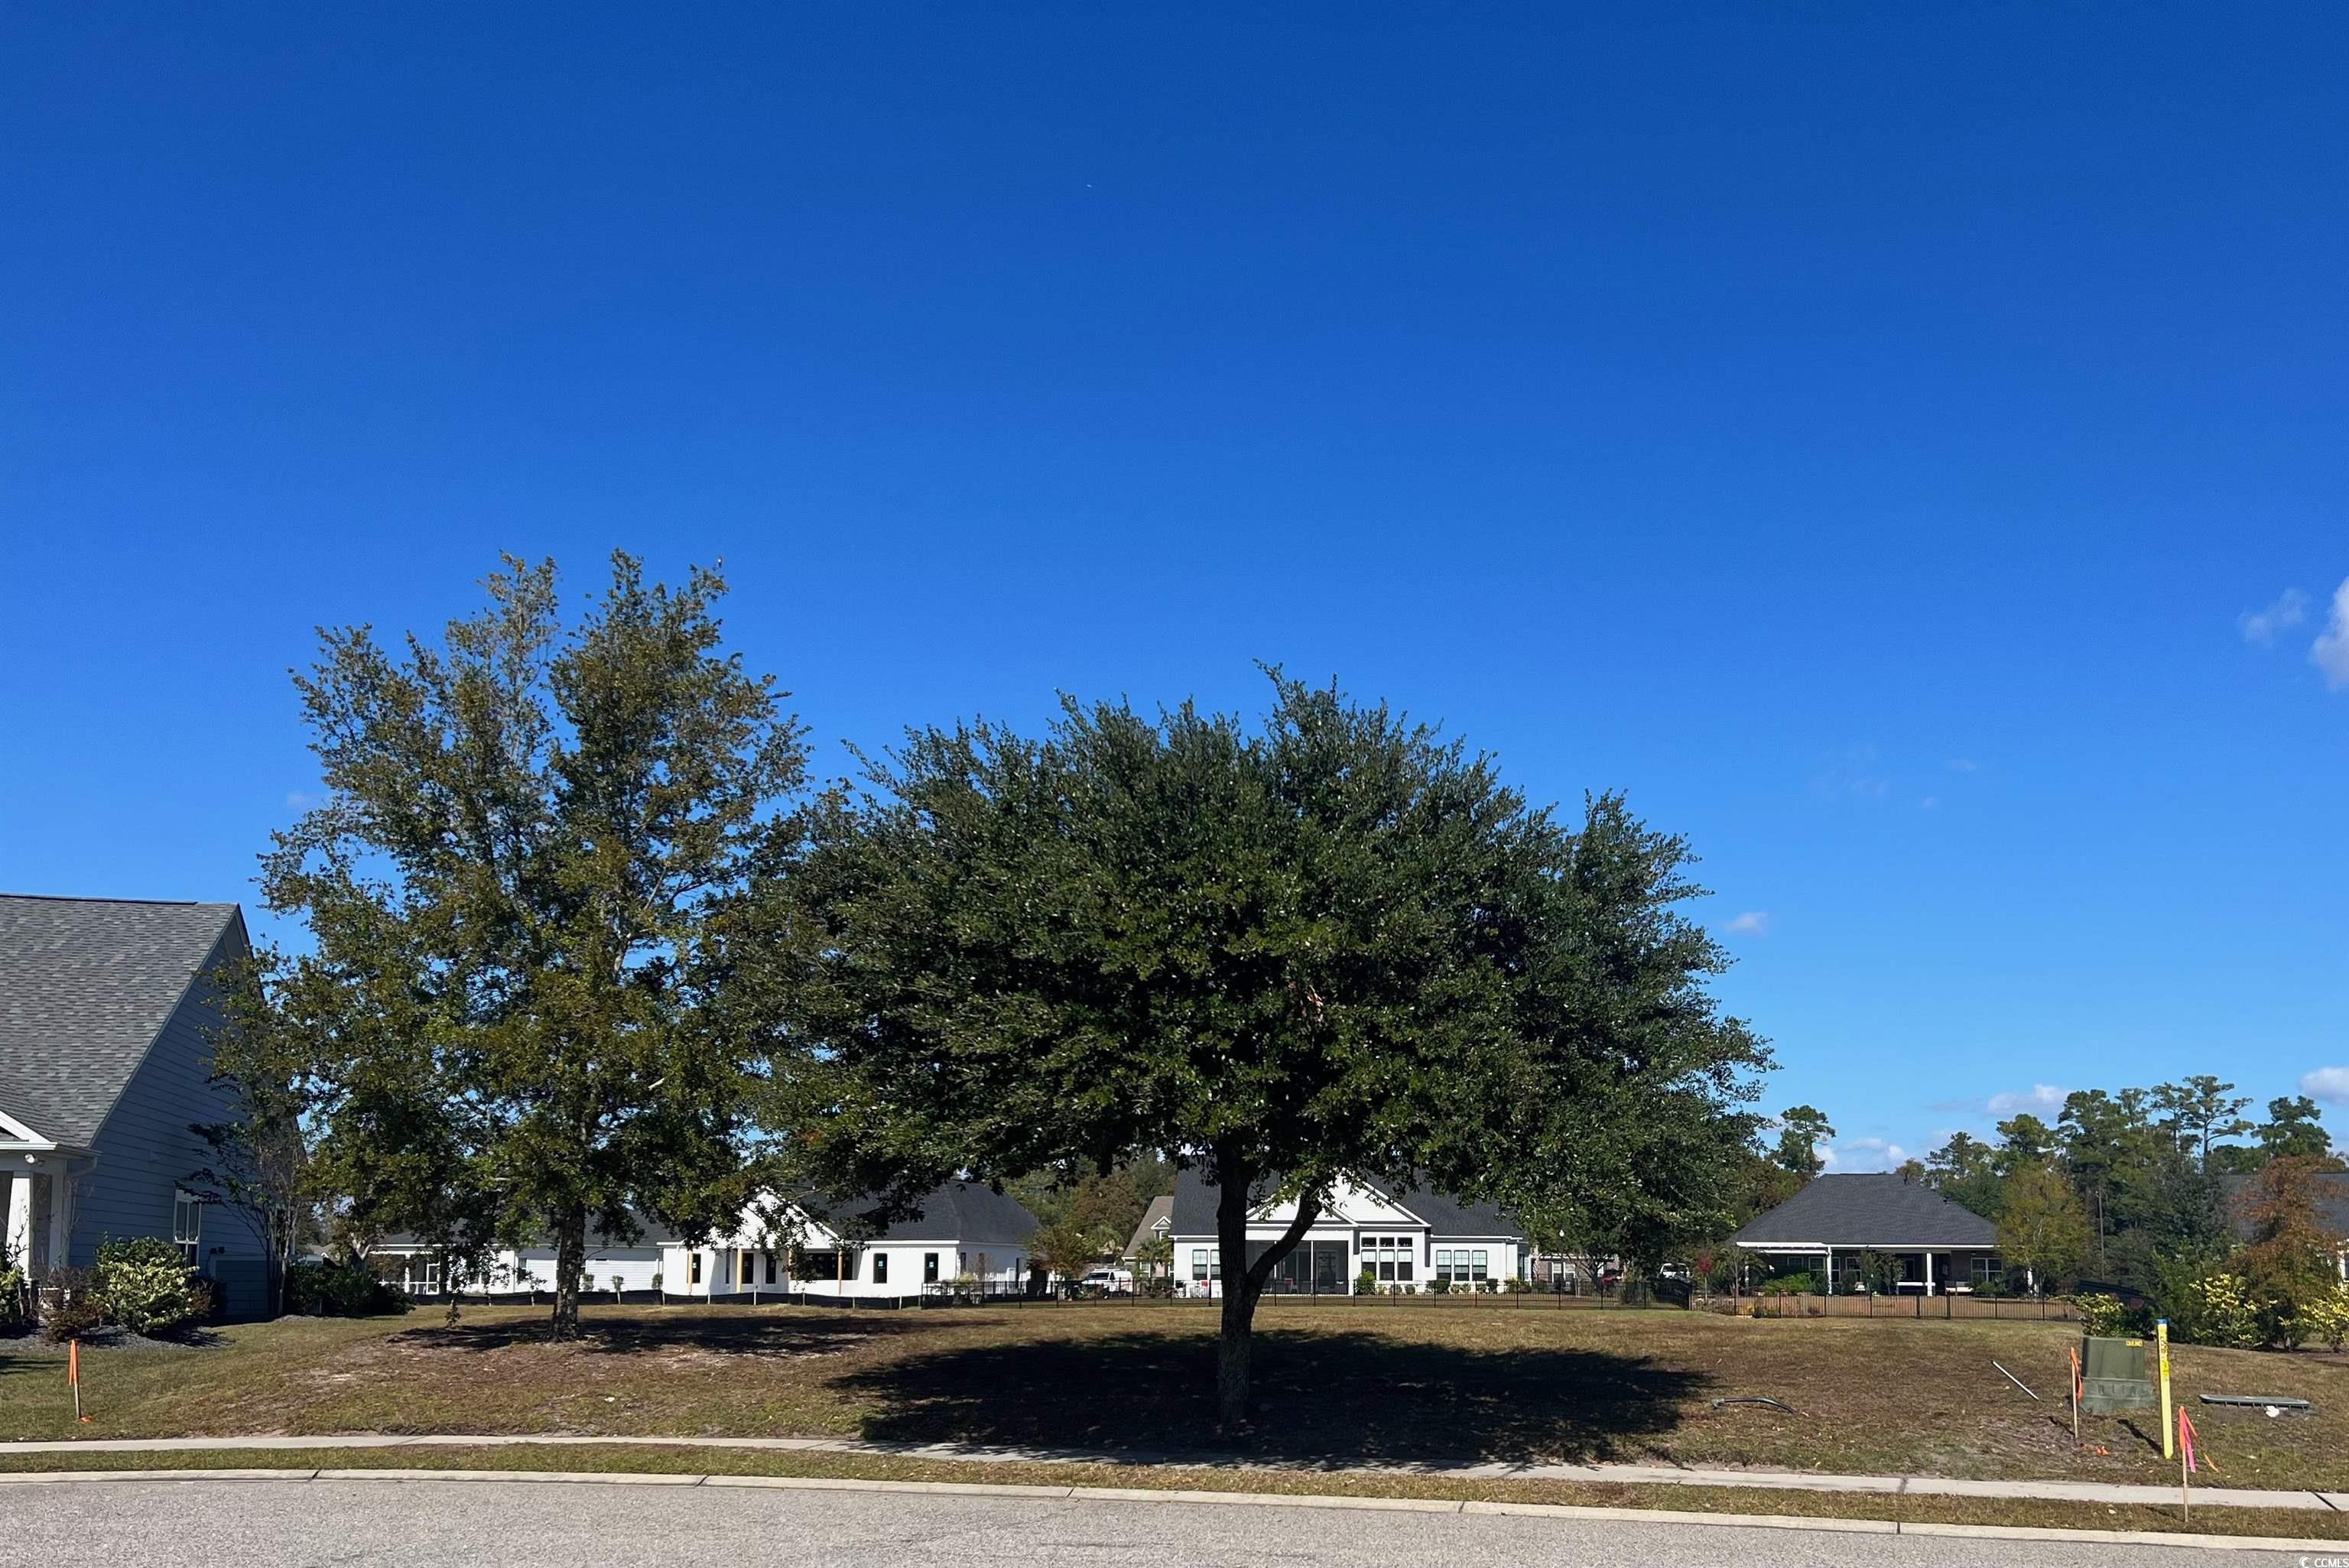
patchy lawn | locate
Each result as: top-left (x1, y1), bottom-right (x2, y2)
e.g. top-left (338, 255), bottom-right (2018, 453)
top-left (4, 1299), bottom-right (2346, 1492)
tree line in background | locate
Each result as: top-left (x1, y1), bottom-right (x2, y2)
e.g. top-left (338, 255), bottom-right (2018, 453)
top-left (210, 554), bottom-right (1771, 1425)
top-left (1732, 1081), bottom-right (2348, 1347)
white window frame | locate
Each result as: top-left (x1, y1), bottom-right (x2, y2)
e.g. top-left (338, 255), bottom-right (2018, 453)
top-left (172, 1190), bottom-right (203, 1265)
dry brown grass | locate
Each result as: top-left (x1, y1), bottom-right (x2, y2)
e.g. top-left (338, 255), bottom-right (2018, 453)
top-left (5, 1299), bottom-right (2346, 1492)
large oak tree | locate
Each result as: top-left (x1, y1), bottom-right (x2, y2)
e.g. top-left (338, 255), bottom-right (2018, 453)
top-left (260, 554), bottom-right (804, 1334)
top-left (755, 674), bottom-right (1768, 1423)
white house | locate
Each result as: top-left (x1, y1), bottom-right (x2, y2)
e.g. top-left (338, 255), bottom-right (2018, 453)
top-left (374, 1180), bottom-right (1041, 1303)
top-left (1165, 1168), bottom-right (1528, 1296)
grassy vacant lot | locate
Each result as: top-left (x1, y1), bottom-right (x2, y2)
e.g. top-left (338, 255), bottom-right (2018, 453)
top-left (4, 1299), bottom-right (2346, 1493)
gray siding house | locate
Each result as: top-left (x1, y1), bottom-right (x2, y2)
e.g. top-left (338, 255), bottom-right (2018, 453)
top-left (0, 895), bottom-right (268, 1318)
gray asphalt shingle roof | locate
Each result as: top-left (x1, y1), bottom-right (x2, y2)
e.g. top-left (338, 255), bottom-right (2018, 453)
top-left (1122, 1193), bottom-right (1173, 1258)
top-left (804, 1181), bottom-right (1041, 1248)
top-left (1165, 1167), bottom-right (1525, 1240)
top-left (0, 894), bottom-right (243, 1147)
top-left (1729, 1174), bottom-right (1998, 1248)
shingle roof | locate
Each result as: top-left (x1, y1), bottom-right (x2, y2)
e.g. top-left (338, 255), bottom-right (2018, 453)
top-left (1167, 1167), bottom-right (1525, 1241)
top-left (0, 895), bottom-right (244, 1146)
top-left (804, 1181), bottom-right (1040, 1248)
top-left (1730, 1174), bottom-right (1998, 1248)
top-left (1123, 1193), bottom-right (1173, 1258)
top-left (2220, 1173), bottom-right (2349, 1243)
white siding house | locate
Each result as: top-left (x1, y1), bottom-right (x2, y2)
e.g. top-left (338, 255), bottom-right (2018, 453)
top-left (374, 1181), bottom-right (1041, 1303)
top-left (1164, 1169), bottom-right (1528, 1296)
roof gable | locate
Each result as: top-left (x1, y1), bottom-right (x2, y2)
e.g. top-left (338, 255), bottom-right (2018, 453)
top-left (1730, 1174), bottom-right (1998, 1248)
top-left (0, 896), bottom-right (244, 1146)
top-left (1168, 1167), bottom-right (1526, 1242)
top-left (798, 1181), bottom-right (1040, 1248)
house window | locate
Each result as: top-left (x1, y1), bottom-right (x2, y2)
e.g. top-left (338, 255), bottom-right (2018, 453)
top-left (1434, 1248), bottom-right (1451, 1280)
top-left (765, 1251), bottom-right (778, 1284)
top-left (924, 1252), bottom-right (941, 1284)
top-left (1191, 1246), bottom-right (1222, 1282)
top-left (1970, 1256), bottom-right (2003, 1289)
top-left (690, 1252), bottom-right (703, 1285)
top-left (172, 1191), bottom-right (203, 1265)
top-left (1472, 1249), bottom-right (1489, 1284)
top-left (873, 1252), bottom-right (890, 1285)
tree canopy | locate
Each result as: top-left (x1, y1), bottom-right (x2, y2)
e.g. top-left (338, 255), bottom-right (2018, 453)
top-left (252, 554), bottom-right (805, 1333)
top-left (753, 674), bottom-right (1768, 1421)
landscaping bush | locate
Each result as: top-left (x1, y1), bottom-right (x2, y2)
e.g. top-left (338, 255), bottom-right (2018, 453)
top-left (2071, 1292), bottom-right (2129, 1337)
top-left (2178, 1271), bottom-right (2261, 1349)
top-left (1756, 1272), bottom-right (1814, 1297)
top-left (93, 1236), bottom-right (198, 1336)
top-left (1427, 1276), bottom-right (1451, 1294)
top-left (0, 1258), bottom-right (26, 1333)
top-left (285, 1259), bottom-right (409, 1318)
top-left (1354, 1269), bottom-right (1377, 1296)
top-left (2303, 1287), bottom-right (2349, 1354)
top-left (1504, 1276), bottom-right (1530, 1294)
top-left (41, 1267), bottom-right (105, 1344)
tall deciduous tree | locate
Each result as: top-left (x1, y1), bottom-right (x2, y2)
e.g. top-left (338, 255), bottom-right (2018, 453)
top-left (260, 555), bottom-right (805, 1335)
top-left (1995, 1161), bottom-right (2089, 1294)
top-left (756, 675), bottom-right (1768, 1424)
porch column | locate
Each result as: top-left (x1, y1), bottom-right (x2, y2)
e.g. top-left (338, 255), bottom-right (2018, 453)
top-left (1923, 1250), bottom-right (1935, 1297)
top-left (1823, 1245), bottom-right (1832, 1295)
top-left (4, 1172), bottom-right (30, 1270)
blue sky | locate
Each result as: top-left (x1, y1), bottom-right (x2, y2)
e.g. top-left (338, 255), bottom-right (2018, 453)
top-left (3, 6), bottom-right (2344, 1167)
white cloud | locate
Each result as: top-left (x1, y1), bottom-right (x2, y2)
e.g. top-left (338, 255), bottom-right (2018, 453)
top-left (1812, 744), bottom-right (1891, 802)
top-left (1720, 911), bottom-right (1772, 938)
top-left (1948, 758), bottom-right (1980, 773)
top-left (1824, 1137), bottom-right (1909, 1173)
top-left (2301, 1066), bottom-right (2349, 1106)
top-left (1919, 795), bottom-right (1940, 810)
top-left (2239, 588), bottom-right (2310, 646)
top-left (1986, 1083), bottom-right (2068, 1118)
top-left (2312, 578), bottom-right (2349, 690)
top-left (284, 790), bottom-right (323, 810)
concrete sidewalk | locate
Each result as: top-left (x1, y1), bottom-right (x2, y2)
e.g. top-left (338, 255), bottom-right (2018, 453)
top-left (2, 1431), bottom-right (2341, 1515)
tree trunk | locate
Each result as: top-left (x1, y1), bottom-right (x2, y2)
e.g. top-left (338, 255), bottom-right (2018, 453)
top-left (551, 1204), bottom-right (586, 1338)
top-left (1211, 1150), bottom-right (1323, 1430)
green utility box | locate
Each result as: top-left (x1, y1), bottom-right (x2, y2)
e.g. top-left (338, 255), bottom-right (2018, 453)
top-left (2080, 1335), bottom-right (2154, 1415)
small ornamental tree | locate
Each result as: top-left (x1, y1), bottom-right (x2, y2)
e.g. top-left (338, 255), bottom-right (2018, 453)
top-left (2234, 1155), bottom-right (2349, 1347)
top-left (1995, 1161), bottom-right (2089, 1294)
top-left (755, 674), bottom-right (1768, 1424)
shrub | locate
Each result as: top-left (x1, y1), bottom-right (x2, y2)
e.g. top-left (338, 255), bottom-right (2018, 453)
top-left (41, 1267), bottom-right (105, 1344)
top-left (1504, 1276), bottom-right (1531, 1294)
top-left (1427, 1276), bottom-right (1451, 1295)
top-left (0, 1261), bottom-right (26, 1333)
top-left (93, 1237), bottom-right (198, 1336)
top-left (285, 1260), bottom-right (408, 1318)
top-left (1756, 1272), bottom-right (1815, 1297)
top-left (1354, 1269), bottom-right (1377, 1296)
top-left (2181, 1272), bottom-right (2261, 1349)
top-left (2072, 1292), bottom-right (2128, 1337)
top-left (2302, 1287), bottom-right (2349, 1354)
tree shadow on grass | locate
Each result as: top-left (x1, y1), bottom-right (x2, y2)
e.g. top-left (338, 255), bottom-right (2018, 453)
top-left (393, 1307), bottom-right (939, 1357)
top-left (837, 1326), bottom-right (1710, 1466)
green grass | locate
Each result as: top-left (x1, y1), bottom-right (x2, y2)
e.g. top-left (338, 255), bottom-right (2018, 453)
top-left (2, 1441), bottom-right (2344, 1546)
top-left (5, 1300), bottom-right (2346, 1493)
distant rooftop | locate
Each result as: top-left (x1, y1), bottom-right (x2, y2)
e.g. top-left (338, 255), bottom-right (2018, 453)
top-left (1729, 1173), bottom-right (1997, 1248)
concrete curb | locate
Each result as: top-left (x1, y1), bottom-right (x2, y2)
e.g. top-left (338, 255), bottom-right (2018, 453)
top-left (0, 1430), bottom-right (2338, 1515)
top-left (0, 1466), bottom-right (2338, 1553)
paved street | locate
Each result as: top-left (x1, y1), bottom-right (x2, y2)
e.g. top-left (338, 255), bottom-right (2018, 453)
top-left (0, 1477), bottom-right (2318, 1567)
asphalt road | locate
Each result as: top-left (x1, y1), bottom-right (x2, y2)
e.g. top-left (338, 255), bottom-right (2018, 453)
top-left (0, 1478), bottom-right (2319, 1567)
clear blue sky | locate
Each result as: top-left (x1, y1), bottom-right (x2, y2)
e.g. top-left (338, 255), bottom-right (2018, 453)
top-left (4, 6), bottom-right (2344, 1167)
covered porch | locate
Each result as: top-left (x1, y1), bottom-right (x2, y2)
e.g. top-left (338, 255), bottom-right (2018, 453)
top-left (1736, 1239), bottom-right (2002, 1295)
top-left (3, 1144), bottom-right (92, 1281)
